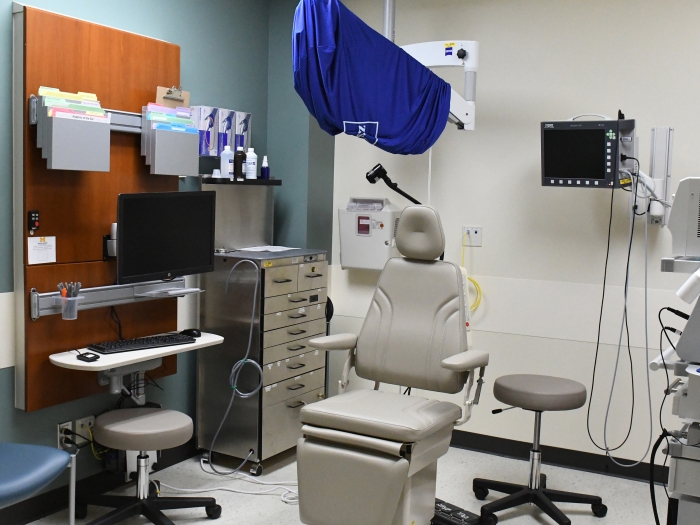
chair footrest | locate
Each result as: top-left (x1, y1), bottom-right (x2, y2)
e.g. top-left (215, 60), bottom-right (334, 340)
top-left (433, 499), bottom-right (480, 525)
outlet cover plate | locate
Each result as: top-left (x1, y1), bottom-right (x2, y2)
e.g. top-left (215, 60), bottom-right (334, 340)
top-left (75, 416), bottom-right (95, 446)
top-left (57, 421), bottom-right (73, 449)
top-left (462, 226), bottom-right (483, 247)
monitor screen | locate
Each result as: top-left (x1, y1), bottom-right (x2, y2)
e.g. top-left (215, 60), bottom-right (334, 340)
top-left (117, 191), bottom-right (216, 284)
top-left (542, 129), bottom-right (607, 180)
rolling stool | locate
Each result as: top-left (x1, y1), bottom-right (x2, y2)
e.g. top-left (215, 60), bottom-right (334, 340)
top-left (473, 375), bottom-right (607, 525)
top-left (80, 408), bottom-right (221, 525)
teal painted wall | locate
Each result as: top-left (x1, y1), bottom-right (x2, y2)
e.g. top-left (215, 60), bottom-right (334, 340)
top-left (0, 0), bottom-right (271, 488)
top-left (0, 0), bottom-right (335, 498)
top-left (267, 0), bottom-right (335, 255)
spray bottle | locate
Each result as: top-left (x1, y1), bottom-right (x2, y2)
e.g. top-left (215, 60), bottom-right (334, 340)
top-left (261, 156), bottom-right (270, 180)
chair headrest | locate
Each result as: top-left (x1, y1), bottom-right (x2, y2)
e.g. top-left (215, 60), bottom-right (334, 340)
top-left (396, 206), bottom-right (445, 260)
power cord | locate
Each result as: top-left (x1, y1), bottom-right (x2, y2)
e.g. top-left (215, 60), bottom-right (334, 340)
top-left (150, 458), bottom-right (299, 504)
top-left (110, 306), bottom-right (124, 340)
top-left (601, 173), bottom-right (654, 468)
top-left (586, 184), bottom-right (636, 452)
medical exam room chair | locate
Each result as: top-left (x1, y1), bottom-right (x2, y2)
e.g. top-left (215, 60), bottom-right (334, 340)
top-left (295, 205), bottom-right (490, 525)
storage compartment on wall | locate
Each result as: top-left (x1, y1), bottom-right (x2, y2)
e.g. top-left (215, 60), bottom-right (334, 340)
top-left (12, 5), bottom-right (183, 411)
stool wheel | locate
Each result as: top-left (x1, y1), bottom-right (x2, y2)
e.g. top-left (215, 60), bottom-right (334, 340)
top-left (592, 503), bottom-right (607, 518)
top-left (206, 505), bottom-right (222, 519)
top-left (474, 487), bottom-right (489, 501)
top-left (480, 513), bottom-right (498, 525)
top-left (75, 503), bottom-right (88, 520)
top-left (250, 463), bottom-right (263, 476)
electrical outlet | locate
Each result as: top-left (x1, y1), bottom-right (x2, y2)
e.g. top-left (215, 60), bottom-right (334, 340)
top-left (57, 421), bottom-right (73, 449)
top-left (462, 226), bottom-right (483, 247)
top-left (75, 415), bottom-right (95, 446)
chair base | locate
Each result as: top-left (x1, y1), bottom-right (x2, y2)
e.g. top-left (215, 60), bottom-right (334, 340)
top-left (78, 493), bottom-right (220, 525)
top-left (473, 475), bottom-right (606, 525)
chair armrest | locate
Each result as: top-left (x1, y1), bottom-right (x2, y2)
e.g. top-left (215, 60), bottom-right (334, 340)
top-left (441, 350), bottom-right (489, 371)
top-left (308, 333), bottom-right (358, 350)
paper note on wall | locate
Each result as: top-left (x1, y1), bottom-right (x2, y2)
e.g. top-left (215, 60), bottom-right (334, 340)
top-left (28, 236), bottom-right (56, 265)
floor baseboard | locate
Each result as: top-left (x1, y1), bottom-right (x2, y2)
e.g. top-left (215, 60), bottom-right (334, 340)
top-left (451, 429), bottom-right (667, 483)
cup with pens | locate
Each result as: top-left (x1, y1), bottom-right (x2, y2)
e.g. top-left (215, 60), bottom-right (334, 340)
top-left (57, 282), bottom-right (82, 320)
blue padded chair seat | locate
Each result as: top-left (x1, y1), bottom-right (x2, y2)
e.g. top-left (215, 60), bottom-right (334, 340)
top-left (0, 443), bottom-right (70, 510)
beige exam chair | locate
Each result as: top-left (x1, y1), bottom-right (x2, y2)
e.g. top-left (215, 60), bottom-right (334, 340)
top-left (296, 205), bottom-right (489, 525)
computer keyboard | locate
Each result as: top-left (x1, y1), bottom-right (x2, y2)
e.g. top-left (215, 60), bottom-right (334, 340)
top-left (88, 334), bottom-right (196, 354)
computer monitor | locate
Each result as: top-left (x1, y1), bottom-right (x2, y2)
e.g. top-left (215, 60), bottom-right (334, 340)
top-left (541, 119), bottom-right (635, 189)
top-left (117, 191), bottom-right (216, 284)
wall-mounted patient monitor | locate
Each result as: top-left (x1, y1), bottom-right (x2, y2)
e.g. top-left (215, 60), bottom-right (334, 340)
top-left (117, 191), bottom-right (216, 284)
top-left (541, 118), bottom-right (635, 188)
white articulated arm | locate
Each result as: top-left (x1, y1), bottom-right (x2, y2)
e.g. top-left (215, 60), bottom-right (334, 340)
top-left (309, 334), bottom-right (358, 393)
top-left (442, 350), bottom-right (489, 425)
top-left (401, 40), bottom-right (479, 131)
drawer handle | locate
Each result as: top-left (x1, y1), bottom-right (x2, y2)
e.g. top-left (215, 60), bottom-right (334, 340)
top-left (289, 298), bottom-right (307, 303)
top-left (288, 345), bottom-right (306, 351)
top-left (287, 363), bottom-right (306, 370)
top-left (287, 401), bottom-right (306, 409)
top-left (288, 329), bottom-right (306, 336)
top-left (305, 274), bottom-right (324, 278)
top-left (288, 313), bottom-right (307, 319)
top-left (287, 384), bottom-right (305, 391)
top-left (273, 278), bottom-right (293, 284)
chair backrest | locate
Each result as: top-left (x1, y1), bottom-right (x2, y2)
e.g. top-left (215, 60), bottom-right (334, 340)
top-left (356, 206), bottom-right (468, 394)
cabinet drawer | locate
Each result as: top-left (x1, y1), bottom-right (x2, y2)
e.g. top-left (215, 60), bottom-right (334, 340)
top-left (298, 261), bottom-right (328, 292)
top-left (262, 369), bottom-right (325, 408)
top-left (264, 288), bottom-right (327, 315)
top-left (263, 303), bottom-right (326, 332)
top-left (261, 388), bottom-right (325, 460)
top-left (263, 336), bottom-right (317, 365)
top-left (264, 265), bottom-right (298, 298)
top-left (262, 349), bottom-right (326, 386)
top-left (262, 318), bottom-right (326, 349)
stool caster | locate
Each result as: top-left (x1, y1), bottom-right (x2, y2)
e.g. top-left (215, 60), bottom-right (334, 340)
top-left (480, 514), bottom-right (498, 525)
top-left (474, 487), bottom-right (489, 501)
top-left (75, 503), bottom-right (88, 520)
top-left (592, 503), bottom-right (608, 518)
top-left (250, 463), bottom-right (263, 476)
top-left (206, 504), bottom-right (222, 519)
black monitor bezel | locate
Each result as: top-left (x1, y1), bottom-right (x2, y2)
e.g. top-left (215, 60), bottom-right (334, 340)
top-left (116, 191), bottom-right (216, 285)
top-left (541, 120), bottom-right (620, 189)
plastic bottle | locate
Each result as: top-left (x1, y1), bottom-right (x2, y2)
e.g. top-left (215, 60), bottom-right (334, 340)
top-left (234, 147), bottom-right (247, 181)
top-left (246, 148), bottom-right (258, 179)
top-left (261, 156), bottom-right (270, 180)
top-left (220, 145), bottom-right (234, 180)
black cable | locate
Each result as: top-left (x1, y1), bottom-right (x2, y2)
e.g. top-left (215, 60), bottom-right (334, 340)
top-left (144, 373), bottom-right (164, 391)
top-left (403, 387), bottom-right (411, 395)
top-left (110, 306), bottom-right (124, 340)
top-left (586, 183), bottom-right (636, 451)
top-left (650, 430), bottom-right (671, 525)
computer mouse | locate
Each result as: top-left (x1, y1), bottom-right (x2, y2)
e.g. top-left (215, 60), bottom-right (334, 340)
top-left (180, 328), bottom-right (202, 338)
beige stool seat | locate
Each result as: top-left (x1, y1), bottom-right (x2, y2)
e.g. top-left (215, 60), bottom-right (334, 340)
top-left (82, 408), bottom-right (219, 525)
top-left (494, 374), bottom-right (587, 412)
top-left (94, 408), bottom-right (193, 451)
top-left (300, 389), bottom-right (461, 442)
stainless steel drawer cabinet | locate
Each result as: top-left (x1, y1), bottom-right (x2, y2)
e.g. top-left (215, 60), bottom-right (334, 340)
top-left (198, 249), bottom-right (328, 473)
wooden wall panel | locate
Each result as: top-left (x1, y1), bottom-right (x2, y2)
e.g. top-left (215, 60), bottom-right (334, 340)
top-left (22, 8), bottom-right (182, 411)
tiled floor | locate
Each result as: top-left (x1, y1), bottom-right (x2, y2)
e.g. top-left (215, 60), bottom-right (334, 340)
top-left (33, 446), bottom-right (667, 524)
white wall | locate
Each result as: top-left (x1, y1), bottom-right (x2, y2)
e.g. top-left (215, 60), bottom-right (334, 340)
top-left (328, 0), bottom-right (699, 463)
top-left (0, 292), bottom-right (15, 369)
